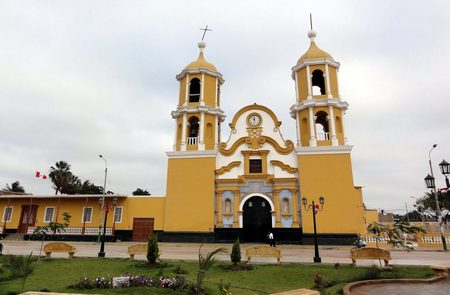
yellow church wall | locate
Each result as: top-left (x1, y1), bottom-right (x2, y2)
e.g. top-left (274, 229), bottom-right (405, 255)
top-left (203, 75), bottom-right (217, 107)
top-left (164, 156), bottom-right (216, 232)
top-left (328, 66), bottom-right (339, 98)
top-left (205, 114), bottom-right (216, 150)
top-left (120, 197), bottom-right (165, 231)
top-left (333, 108), bottom-right (345, 145)
top-left (363, 209), bottom-right (378, 233)
top-left (298, 153), bottom-right (365, 234)
top-left (178, 76), bottom-right (187, 106)
top-left (296, 67), bottom-right (308, 101)
top-left (299, 110), bottom-right (310, 146)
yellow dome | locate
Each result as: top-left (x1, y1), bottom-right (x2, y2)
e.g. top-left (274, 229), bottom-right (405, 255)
top-left (297, 41), bottom-right (333, 63)
top-left (184, 41), bottom-right (217, 72)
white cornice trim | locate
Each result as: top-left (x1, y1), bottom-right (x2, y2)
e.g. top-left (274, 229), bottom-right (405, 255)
top-left (166, 150), bottom-right (218, 158)
top-left (289, 99), bottom-right (349, 118)
top-left (296, 145), bottom-right (353, 155)
top-left (176, 69), bottom-right (224, 84)
top-left (291, 59), bottom-right (340, 79)
top-left (171, 106), bottom-right (226, 122)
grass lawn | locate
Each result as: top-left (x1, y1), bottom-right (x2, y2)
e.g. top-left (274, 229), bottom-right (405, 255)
top-left (0, 255), bottom-right (434, 295)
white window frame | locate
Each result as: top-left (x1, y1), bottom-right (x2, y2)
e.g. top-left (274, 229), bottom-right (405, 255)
top-left (2, 206), bottom-right (13, 222)
top-left (81, 207), bottom-right (93, 223)
top-left (43, 206), bottom-right (55, 223)
top-left (114, 206), bottom-right (123, 223)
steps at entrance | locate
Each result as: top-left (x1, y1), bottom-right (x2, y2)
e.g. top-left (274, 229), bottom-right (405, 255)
top-left (3, 233), bottom-right (25, 240)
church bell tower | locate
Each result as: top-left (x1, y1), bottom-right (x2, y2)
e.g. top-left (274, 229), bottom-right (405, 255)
top-left (163, 39), bottom-right (225, 239)
top-left (291, 29), bottom-right (365, 239)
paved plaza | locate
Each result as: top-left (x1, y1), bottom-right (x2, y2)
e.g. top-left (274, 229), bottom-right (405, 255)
top-left (1, 240), bottom-right (449, 266)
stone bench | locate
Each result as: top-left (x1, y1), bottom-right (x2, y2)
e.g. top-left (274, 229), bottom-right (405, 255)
top-left (351, 247), bottom-right (391, 267)
top-left (43, 242), bottom-right (77, 258)
top-left (431, 264), bottom-right (450, 276)
top-left (246, 246), bottom-right (281, 263)
top-left (127, 243), bottom-right (148, 260)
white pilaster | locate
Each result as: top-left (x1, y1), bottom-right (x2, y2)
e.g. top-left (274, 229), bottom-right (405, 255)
top-left (328, 106), bottom-right (338, 146)
top-left (173, 118), bottom-right (178, 151)
top-left (308, 107), bottom-right (317, 146)
top-left (214, 115), bottom-right (219, 150)
top-left (295, 111), bottom-right (301, 147)
top-left (199, 112), bottom-right (205, 151)
top-left (184, 74), bottom-right (189, 106)
top-left (325, 64), bottom-right (332, 98)
top-left (200, 73), bottom-right (205, 106)
top-left (294, 71), bottom-right (299, 102)
top-left (306, 65), bottom-right (312, 99)
top-left (336, 68), bottom-right (341, 99)
top-left (341, 110), bottom-right (348, 144)
top-left (181, 113), bottom-right (187, 151)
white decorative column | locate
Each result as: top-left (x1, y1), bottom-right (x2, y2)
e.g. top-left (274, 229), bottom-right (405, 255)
top-left (308, 106), bottom-right (317, 146)
top-left (306, 65), bottom-right (312, 99)
top-left (184, 74), bottom-right (189, 105)
top-left (200, 73), bottom-right (205, 106)
top-left (341, 110), bottom-right (348, 145)
top-left (336, 68), bottom-right (341, 99)
top-left (199, 112), bottom-right (205, 151)
top-left (214, 115), bottom-right (219, 150)
top-left (173, 118), bottom-right (178, 151)
top-left (328, 106), bottom-right (338, 146)
top-left (325, 64), bottom-right (332, 98)
top-left (181, 113), bottom-right (187, 151)
top-left (294, 71), bottom-right (299, 102)
top-left (295, 111), bottom-right (301, 147)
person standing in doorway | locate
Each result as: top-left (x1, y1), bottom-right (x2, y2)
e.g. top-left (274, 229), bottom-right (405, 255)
top-left (268, 231), bottom-right (276, 247)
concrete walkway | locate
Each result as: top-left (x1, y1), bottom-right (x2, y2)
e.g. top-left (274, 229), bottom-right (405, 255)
top-left (1, 240), bottom-right (449, 266)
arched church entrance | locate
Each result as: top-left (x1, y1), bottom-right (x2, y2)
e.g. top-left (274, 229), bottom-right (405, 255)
top-left (242, 196), bottom-right (272, 242)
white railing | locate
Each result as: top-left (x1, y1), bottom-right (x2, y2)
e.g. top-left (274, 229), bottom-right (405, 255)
top-left (187, 136), bottom-right (199, 145)
top-left (26, 227), bottom-right (112, 236)
top-left (316, 132), bottom-right (330, 141)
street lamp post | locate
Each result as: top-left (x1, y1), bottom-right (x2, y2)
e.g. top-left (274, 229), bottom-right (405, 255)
top-left (98, 197), bottom-right (117, 258)
top-left (438, 159), bottom-right (450, 189)
top-left (302, 196), bottom-right (325, 263)
top-left (425, 144), bottom-right (447, 251)
top-left (98, 155), bottom-right (108, 243)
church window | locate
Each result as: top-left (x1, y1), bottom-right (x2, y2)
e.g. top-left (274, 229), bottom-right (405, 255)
top-left (312, 70), bottom-right (326, 95)
top-left (2, 206), bottom-right (13, 222)
top-left (249, 159), bottom-right (262, 173)
top-left (315, 111), bottom-right (330, 140)
top-left (189, 78), bottom-right (201, 102)
top-left (188, 117), bottom-right (200, 138)
top-left (44, 207), bottom-right (55, 222)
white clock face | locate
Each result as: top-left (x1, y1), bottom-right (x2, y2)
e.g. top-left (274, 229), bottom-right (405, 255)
top-left (248, 114), bottom-right (261, 126)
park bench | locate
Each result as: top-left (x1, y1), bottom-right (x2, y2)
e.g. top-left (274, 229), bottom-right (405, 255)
top-left (245, 246), bottom-right (281, 263)
top-left (350, 247), bottom-right (391, 267)
top-left (431, 264), bottom-right (450, 276)
top-left (127, 243), bottom-right (148, 260)
top-left (271, 289), bottom-right (319, 295)
top-left (43, 242), bottom-right (77, 258)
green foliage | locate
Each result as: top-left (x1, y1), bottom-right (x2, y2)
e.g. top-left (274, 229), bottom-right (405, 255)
top-left (147, 234), bottom-right (159, 265)
top-left (7, 253), bottom-right (35, 292)
top-left (230, 238), bottom-right (241, 265)
top-left (414, 191), bottom-right (449, 221)
top-left (190, 245), bottom-right (226, 294)
top-left (367, 221), bottom-right (426, 250)
top-left (3, 181), bottom-right (25, 193)
top-left (173, 265), bottom-right (189, 274)
top-left (218, 279), bottom-right (232, 295)
top-left (132, 188), bottom-right (151, 195)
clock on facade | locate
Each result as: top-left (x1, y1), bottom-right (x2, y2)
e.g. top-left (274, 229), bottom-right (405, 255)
top-left (247, 113), bottom-right (262, 127)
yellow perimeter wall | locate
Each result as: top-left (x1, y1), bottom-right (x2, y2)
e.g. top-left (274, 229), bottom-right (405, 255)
top-left (298, 153), bottom-right (365, 234)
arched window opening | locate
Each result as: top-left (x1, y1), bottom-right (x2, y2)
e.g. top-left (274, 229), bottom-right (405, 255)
top-left (315, 111), bottom-right (329, 140)
top-left (224, 199), bottom-right (232, 214)
top-left (187, 117), bottom-right (199, 145)
top-left (189, 78), bottom-right (201, 102)
top-left (282, 198), bottom-right (290, 215)
top-left (312, 70), bottom-right (326, 95)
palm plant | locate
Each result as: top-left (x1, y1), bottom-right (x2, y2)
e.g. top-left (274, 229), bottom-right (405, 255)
top-left (49, 161), bottom-right (72, 195)
top-left (3, 181), bottom-right (25, 193)
top-left (191, 244), bottom-right (226, 294)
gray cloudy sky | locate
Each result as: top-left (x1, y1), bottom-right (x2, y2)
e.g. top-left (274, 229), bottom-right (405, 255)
top-left (1, 1), bottom-right (449, 214)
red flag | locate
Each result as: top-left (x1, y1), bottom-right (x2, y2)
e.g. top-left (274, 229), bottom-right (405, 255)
top-left (42, 175), bottom-right (47, 180)
top-left (35, 171), bottom-right (41, 178)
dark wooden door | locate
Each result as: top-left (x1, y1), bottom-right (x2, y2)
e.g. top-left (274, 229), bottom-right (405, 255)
top-left (18, 205), bottom-right (38, 233)
top-left (243, 197), bottom-right (272, 242)
top-left (132, 218), bottom-right (154, 241)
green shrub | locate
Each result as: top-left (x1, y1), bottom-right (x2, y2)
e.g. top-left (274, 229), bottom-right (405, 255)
top-left (173, 265), bottom-right (189, 274)
top-left (230, 238), bottom-right (241, 265)
top-left (147, 234), bottom-right (159, 265)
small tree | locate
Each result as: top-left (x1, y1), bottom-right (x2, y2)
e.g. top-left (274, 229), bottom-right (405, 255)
top-left (230, 238), bottom-right (241, 265)
top-left (147, 234), bottom-right (159, 265)
top-left (8, 252), bottom-right (35, 293)
top-left (190, 244), bottom-right (226, 294)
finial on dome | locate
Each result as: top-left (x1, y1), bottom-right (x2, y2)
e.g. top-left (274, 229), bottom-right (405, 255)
top-left (198, 41), bottom-right (206, 53)
top-left (308, 13), bottom-right (317, 42)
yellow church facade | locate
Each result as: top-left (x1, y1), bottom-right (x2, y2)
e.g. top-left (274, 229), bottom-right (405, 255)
top-left (1, 29), bottom-right (368, 244)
